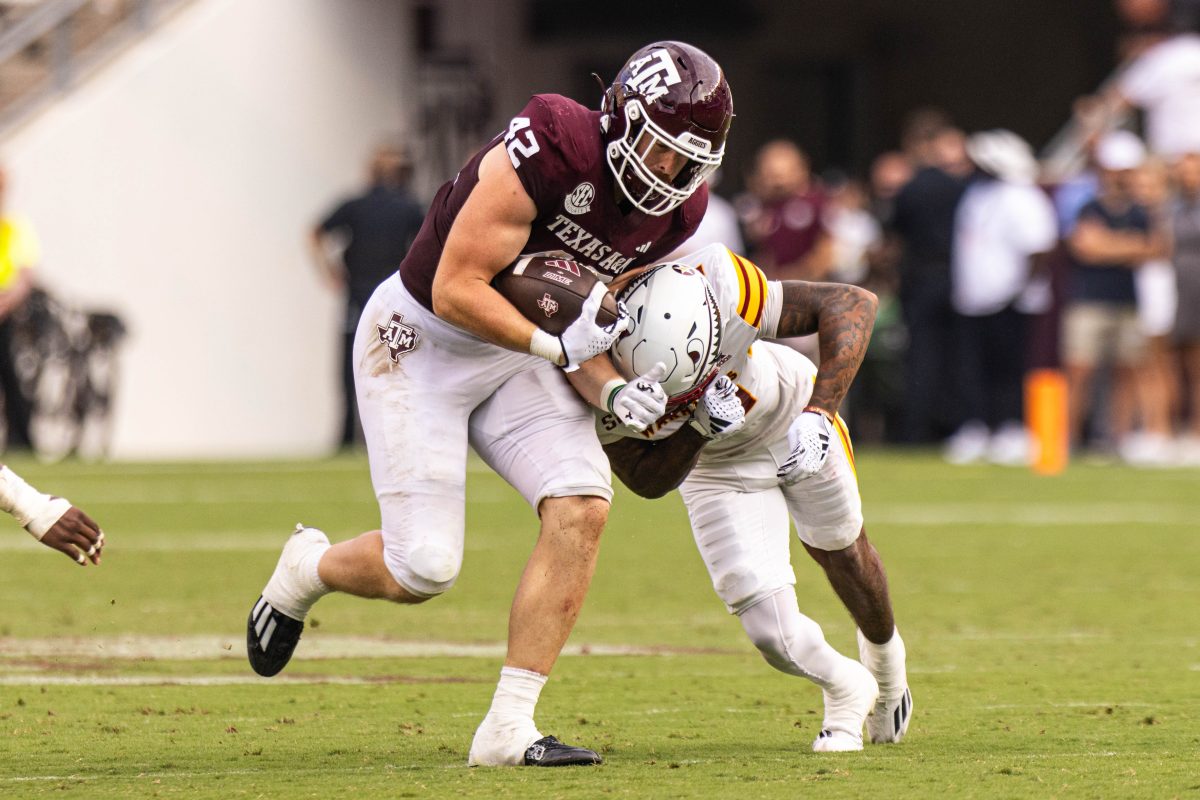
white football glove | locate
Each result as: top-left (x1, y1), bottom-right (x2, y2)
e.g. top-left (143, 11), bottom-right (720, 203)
top-left (607, 362), bottom-right (669, 433)
top-left (688, 376), bottom-right (746, 441)
top-left (559, 283), bottom-right (631, 372)
top-left (777, 410), bottom-right (835, 485)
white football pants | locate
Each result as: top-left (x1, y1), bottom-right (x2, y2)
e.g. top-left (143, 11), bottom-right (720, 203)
top-left (354, 274), bottom-right (612, 598)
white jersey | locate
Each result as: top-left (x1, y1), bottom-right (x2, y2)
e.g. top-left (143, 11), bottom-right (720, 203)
top-left (597, 243), bottom-right (817, 461)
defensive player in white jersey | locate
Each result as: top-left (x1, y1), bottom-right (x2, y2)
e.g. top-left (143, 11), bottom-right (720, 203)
top-left (597, 243), bottom-right (911, 752)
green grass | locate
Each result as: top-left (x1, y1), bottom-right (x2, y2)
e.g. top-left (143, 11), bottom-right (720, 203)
top-left (1, 452), bottom-right (1199, 798)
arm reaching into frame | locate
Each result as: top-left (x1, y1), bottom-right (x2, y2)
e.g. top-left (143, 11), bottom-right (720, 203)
top-left (0, 465), bottom-right (105, 566)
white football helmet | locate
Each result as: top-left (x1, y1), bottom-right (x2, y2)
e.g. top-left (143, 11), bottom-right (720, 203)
top-left (612, 264), bottom-right (726, 407)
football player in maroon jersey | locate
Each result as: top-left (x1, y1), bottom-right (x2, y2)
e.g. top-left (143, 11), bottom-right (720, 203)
top-left (246, 41), bottom-right (733, 767)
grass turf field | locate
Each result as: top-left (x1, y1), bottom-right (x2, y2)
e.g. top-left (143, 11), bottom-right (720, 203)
top-left (0, 451), bottom-right (1197, 798)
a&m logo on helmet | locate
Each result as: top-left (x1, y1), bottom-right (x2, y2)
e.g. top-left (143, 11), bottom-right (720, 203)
top-left (564, 182), bottom-right (595, 215)
top-left (625, 48), bottom-right (682, 104)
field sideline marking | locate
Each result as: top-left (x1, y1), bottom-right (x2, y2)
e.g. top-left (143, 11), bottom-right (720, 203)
top-left (1, 751), bottom-right (1130, 784)
top-left (0, 674), bottom-right (437, 686)
top-left (0, 501), bottom-right (1194, 557)
top-left (0, 635), bottom-right (739, 661)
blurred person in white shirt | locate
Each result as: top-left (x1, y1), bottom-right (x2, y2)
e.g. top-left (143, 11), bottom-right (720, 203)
top-left (943, 131), bottom-right (1058, 465)
top-left (1114, 0), bottom-right (1200, 160)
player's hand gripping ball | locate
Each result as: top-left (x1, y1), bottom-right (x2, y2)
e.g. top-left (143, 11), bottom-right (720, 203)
top-left (493, 256), bottom-right (621, 336)
top-left (494, 255), bottom-right (628, 370)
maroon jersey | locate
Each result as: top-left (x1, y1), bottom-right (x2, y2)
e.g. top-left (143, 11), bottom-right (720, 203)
top-left (400, 94), bottom-right (707, 311)
top-left (743, 189), bottom-right (829, 281)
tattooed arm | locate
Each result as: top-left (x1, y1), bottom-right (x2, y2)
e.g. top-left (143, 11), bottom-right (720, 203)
top-left (776, 281), bottom-right (879, 415)
top-left (603, 426), bottom-right (708, 499)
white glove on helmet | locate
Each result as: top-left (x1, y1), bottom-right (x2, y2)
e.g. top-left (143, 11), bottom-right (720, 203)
top-left (777, 410), bottom-right (835, 485)
top-left (606, 362), bottom-right (669, 433)
top-left (689, 375), bottom-right (746, 441)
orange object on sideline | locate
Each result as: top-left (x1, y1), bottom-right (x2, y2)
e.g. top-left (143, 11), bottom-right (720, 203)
top-left (1026, 369), bottom-right (1069, 475)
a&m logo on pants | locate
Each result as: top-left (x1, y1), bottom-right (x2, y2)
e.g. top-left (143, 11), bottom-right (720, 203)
top-left (377, 312), bottom-right (419, 362)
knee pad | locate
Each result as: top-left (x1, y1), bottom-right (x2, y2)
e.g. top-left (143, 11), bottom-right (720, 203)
top-left (739, 588), bottom-right (829, 679)
top-left (387, 542), bottom-right (462, 599)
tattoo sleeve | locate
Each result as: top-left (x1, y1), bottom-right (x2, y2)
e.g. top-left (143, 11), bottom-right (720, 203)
top-left (603, 426), bottom-right (708, 499)
top-left (776, 281), bottom-right (879, 414)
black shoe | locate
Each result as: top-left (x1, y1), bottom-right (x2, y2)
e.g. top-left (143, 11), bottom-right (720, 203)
top-left (246, 595), bottom-right (304, 677)
top-left (523, 735), bottom-right (602, 767)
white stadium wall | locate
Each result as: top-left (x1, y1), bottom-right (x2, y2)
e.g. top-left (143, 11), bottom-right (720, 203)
top-left (0, 0), bottom-right (413, 459)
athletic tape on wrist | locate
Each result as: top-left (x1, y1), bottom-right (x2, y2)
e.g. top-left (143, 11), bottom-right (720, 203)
top-left (0, 466), bottom-right (71, 541)
top-left (528, 328), bottom-right (565, 366)
top-left (601, 378), bottom-right (626, 414)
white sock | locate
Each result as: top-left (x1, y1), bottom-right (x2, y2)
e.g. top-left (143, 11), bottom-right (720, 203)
top-left (485, 666), bottom-right (547, 724)
top-left (859, 627), bottom-right (907, 696)
top-left (291, 545), bottom-right (331, 616)
top-left (264, 537), bottom-right (331, 620)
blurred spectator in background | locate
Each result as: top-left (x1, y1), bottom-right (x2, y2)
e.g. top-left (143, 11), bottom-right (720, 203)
top-left (736, 139), bottom-right (833, 360)
top-left (943, 131), bottom-right (1057, 465)
top-left (310, 144), bottom-right (425, 451)
top-left (1127, 156), bottom-right (1179, 463)
top-left (737, 139), bottom-right (833, 282)
top-left (1110, 0), bottom-right (1200, 161)
top-left (667, 171), bottom-right (744, 258)
top-left (0, 165), bottom-right (39, 452)
top-left (839, 163), bottom-right (909, 443)
top-left (869, 150), bottom-right (914, 229)
top-left (887, 115), bottom-right (971, 444)
top-left (823, 172), bottom-right (881, 287)
top-left (1168, 152), bottom-right (1200, 461)
top-left (1064, 131), bottom-right (1165, 456)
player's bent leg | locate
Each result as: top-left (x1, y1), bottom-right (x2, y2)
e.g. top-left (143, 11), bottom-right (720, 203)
top-left (801, 529), bottom-right (912, 743)
top-left (802, 531), bottom-right (911, 745)
top-left (467, 366), bottom-right (610, 766)
top-left (803, 530), bottom-right (895, 643)
top-left (247, 524), bottom-right (331, 677)
top-left (739, 587), bottom-right (878, 753)
top-left (318, 530), bottom-right (429, 603)
top-left (469, 495), bottom-right (607, 768)
top-left (783, 415), bottom-right (912, 745)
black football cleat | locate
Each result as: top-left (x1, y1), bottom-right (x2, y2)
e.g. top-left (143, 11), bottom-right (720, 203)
top-left (523, 735), bottom-right (603, 767)
top-left (246, 595), bottom-right (305, 677)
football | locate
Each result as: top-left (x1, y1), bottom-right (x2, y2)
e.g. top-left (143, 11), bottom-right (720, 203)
top-left (492, 255), bottom-right (620, 336)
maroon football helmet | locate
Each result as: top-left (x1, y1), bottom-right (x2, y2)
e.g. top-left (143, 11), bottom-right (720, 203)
top-left (601, 41), bottom-right (733, 216)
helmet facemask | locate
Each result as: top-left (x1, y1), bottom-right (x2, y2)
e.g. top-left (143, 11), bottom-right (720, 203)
top-left (606, 99), bottom-right (723, 216)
